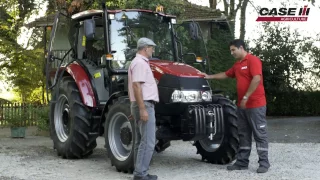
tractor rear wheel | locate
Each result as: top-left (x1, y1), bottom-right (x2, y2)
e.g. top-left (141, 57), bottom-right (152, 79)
top-left (105, 99), bottom-right (135, 173)
top-left (50, 76), bottom-right (97, 158)
top-left (194, 95), bottom-right (239, 164)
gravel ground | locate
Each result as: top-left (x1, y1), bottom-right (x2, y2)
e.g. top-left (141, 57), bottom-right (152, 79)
top-left (0, 136), bottom-right (320, 180)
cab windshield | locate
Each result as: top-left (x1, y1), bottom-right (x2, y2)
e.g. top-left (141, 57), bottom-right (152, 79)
top-left (110, 11), bottom-right (174, 69)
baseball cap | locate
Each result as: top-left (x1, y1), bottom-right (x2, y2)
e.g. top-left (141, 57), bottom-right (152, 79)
top-left (137, 37), bottom-right (157, 48)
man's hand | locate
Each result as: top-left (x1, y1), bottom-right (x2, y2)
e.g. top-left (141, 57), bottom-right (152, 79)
top-left (139, 108), bottom-right (149, 121)
top-left (201, 73), bottom-right (211, 79)
top-left (240, 99), bottom-right (248, 109)
top-left (200, 72), bottom-right (228, 80)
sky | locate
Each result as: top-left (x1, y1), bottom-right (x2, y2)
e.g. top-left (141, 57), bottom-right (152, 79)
top-left (0, 79), bottom-right (14, 100)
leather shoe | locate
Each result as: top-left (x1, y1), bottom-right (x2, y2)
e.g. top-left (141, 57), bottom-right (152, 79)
top-left (133, 174), bottom-right (158, 180)
top-left (257, 166), bottom-right (269, 173)
top-left (227, 164), bottom-right (248, 171)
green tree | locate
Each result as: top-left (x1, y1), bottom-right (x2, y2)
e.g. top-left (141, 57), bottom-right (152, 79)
top-left (0, 0), bottom-right (46, 103)
top-left (250, 22), bottom-right (320, 115)
top-left (251, 23), bottom-right (319, 91)
top-left (206, 28), bottom-right (237, 100)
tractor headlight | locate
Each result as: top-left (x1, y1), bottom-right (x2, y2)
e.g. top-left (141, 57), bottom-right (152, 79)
top-left (171, 90), bottom-right (212, 103)
top-left (171, 90), bottom-right (183, 102)
top-left (201, 91), bottom-right (212, 101)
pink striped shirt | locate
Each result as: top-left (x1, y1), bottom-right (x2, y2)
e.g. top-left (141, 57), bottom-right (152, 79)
top-left (128, 54), bottom-right (159, 102)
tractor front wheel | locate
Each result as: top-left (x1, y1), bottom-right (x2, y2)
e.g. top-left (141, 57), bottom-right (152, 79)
top-left (105, 99), bottom-right (135, 173)
top-left (194, 95), bottom-right (239, 164)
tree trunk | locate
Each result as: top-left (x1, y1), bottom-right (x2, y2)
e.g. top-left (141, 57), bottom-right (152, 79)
top-left (230, 0), bottom-right (235, 15)
top-left (239, 0), bottom-right (249, 40)
top-left (42, 82), bottom-right (45, 104)
top-left (228, 20), bottom-right (235, 39)
top-left (222, 0), bottom-right (245, 38)
top-left (223, 0), bottom-right (229, 16)
top-left (229, 0), bottom-right (237, 36)
top-left (209, 0), bottom-right (217, 9)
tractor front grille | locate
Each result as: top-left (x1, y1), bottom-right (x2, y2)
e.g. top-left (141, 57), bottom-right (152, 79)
top-left (181, 104), bottom-right (224, 141)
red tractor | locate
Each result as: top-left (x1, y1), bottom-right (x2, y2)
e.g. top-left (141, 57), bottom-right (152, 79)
top-left (46, 4), bottom-right (239, 173)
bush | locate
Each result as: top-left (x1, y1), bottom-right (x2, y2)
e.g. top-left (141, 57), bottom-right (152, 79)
top-left (206, 28), bottom-right (237, 100)
top-left (266, 91), bottom-right (320, 116)
top-left (4, 110), bottom-right (25, 127)
top-left (34, 106), bottom-right (50, 132)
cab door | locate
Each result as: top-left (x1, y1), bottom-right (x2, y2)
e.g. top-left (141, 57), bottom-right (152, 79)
top-left (173, 21), bottom-right (210, 73)
top-left (46, 12), bottom-right (73, 92)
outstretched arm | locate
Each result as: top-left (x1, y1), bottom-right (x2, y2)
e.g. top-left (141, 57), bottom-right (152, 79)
top-left (204, 72), bottom-right (229, 80)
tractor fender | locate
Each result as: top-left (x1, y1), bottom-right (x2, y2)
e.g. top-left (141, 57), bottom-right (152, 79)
top-left (100, 91), bottom-right (129, 122)
top-left (65, 63), bottom-right (97, 107)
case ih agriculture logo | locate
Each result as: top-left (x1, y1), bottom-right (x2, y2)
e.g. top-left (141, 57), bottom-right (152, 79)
top-left (256, 5), bottom-right (310, 22)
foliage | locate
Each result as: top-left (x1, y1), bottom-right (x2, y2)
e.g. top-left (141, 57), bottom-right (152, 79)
top-left (1, 47), bottom-right (46, 103)
top-left (134, 0), bottom-right (185, 15)
top-left (1, 103), bottom-right (48, 128)
top-left (34, 105), bottom-right (50, 131)
top-left (250, 23), bottom-right (320, 92)
top-left (55, 0), bottom-right (122, 12)
top-left (55, 0), bottom-right (185, 15)
top-left (0, 0), bottom-right (46, 103)
top-left (29, 86), bottom-right (47, 104)
top-left (267, 91), bottom-right (320, 116)
top-left (249, 22), bottom-right (320, 116)
top-left (3, 105), bottom-right (30, 127)
top-left (206, 28), bottom-right (237, 100)
top-left (4, 111), bottom-right (24, 127)
top-left (219, 0), bottom-right (246, 37)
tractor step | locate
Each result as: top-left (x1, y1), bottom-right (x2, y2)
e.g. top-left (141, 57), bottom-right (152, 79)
top-left (156, 127), bottom-right (179, 140)
top-left (89, 132), bottom-right (99, 136)
top-left (93, 116), bottom-right (101, 119)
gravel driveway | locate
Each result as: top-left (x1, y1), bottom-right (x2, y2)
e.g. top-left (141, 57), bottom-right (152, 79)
top-left (1, 135), bottom-right (320, 180)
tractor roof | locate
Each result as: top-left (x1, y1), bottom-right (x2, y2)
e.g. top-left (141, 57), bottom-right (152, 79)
top-left (71, 9), bottom-right (176, 20)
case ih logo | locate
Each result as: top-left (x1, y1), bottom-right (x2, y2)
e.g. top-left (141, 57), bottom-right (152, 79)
top-left (256, 6), bottom-right (310, 22)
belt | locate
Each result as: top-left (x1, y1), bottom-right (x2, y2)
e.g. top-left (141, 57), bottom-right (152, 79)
top-left (146, 100), bottom-right (157, 104)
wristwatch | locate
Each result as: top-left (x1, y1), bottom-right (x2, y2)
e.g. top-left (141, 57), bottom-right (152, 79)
top-left (243, 96), bottom-right (248, 100)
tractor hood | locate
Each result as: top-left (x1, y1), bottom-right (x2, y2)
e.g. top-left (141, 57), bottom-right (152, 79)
top-left (148, 60), bottom-right (212, 104)
top-left (149, 60), bottom-right (204, 78)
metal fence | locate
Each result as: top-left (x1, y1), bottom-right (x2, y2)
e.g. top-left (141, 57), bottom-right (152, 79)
top-left (0, 102), bottom-right (47, 127)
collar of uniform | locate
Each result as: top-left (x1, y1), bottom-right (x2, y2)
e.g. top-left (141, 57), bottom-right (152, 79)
top-left (136, 53), bottom-right (149, 62)
top-left (239, 53), bottom-right (250, 62)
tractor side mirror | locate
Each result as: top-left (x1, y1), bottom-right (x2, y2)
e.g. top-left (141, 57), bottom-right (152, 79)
top-left (84, 19), bottom-right (96, 40)
top-left (188, 22), bottom-right (200, 40)
top-left (182, 53), bottom-right (197, 63)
